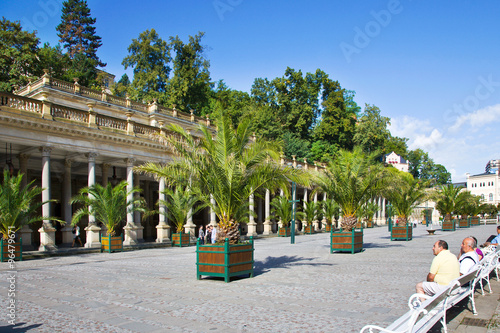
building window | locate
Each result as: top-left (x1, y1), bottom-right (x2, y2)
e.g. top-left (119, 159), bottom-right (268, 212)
top-left (489, 193), bottom-right (494, 201)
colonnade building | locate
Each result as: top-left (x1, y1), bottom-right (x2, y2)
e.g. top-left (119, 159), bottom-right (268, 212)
top-left (0, 73), bottom-right (392, 251)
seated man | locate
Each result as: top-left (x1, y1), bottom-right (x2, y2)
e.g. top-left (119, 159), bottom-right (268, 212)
top-left (416, 240), bottom-right (460, 296)
top-left (458, 237), bottom-right (479, 275)
top-left (481, 226), bottom-right (500, 247)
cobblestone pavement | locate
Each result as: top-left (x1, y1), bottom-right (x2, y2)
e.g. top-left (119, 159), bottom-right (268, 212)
top-left (0, 224), bottom-right (497, 333)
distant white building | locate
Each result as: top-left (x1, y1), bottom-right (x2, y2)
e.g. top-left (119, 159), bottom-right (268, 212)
top-left (384, 151), bottom-right (409, 173)
top-left (466, 160), bottom-right (500, 205)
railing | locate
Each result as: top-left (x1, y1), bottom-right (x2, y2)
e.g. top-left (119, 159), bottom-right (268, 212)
top-left (50, 78), bottom-right (75, 93)
top-left (135, 123), bottom-right (159, 137)
top-left (0, 92), bottom-right (42, 114)
top-left (51, 105), bottom-right (89, 123)
top-left (129, 100), bottom-right (147, 112)
top-left (107, 95), bottom-right (127, 107)
top-left (80, 86), bottom-right (101, 100)
top-left (96, 115), bottom-right (127, 131)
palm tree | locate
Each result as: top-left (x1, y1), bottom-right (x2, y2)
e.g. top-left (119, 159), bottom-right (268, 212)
top-left (384, 171), bottom-right (429, 226)
top-left (314, 147), bottom-right (385, 232)
top-left (0, 170), bottom-right (61, 239)
top-left (270, 195), bottom-right (292, 228)
top-left (71, 181), bottom-right (147, 236)
top-left (433, 184), bottom-right (463, 222)
top-left (299, 201), bottom-right (319, 228)
top-left (159, 186), bottom-right (207, 233)
top-left (136, 114), bottom-right (308, 244)
top-left (322, 199), bottom-right (340, 228)
top-left (359, 201), bottom-right (379, 226)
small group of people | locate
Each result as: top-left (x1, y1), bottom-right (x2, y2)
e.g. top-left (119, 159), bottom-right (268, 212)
top-left (416, 226), bottom-right (500, 297)
top-left (198, 225), bottom-right (217, 245)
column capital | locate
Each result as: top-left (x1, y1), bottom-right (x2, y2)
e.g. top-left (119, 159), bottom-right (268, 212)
top-left (85, 152), bottom-right (98, 161)
top-left (39, 146), bottom-right (52, 157)
top-left (19, 153), bottom-right (31, 161)
top-left (64, 159), bottom-right (72, 168)
top-left (124, 158), bottom-right (136, 167)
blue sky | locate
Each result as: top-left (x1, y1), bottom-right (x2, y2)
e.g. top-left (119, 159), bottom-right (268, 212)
top-left (4, 0), bottom-right (500, 182)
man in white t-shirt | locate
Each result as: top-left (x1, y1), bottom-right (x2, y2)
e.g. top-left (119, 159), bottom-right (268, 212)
top-left (211, 225), bottom-right (217, 244)
top-left (458, 237), bottom-right (479, 275)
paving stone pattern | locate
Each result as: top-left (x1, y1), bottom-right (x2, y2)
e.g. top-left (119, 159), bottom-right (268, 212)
top-left (0, 224), bottom-right (497, 332)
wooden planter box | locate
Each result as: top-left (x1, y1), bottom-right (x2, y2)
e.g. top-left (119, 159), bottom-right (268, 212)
top-left (391, 225), bottom-right (413, 241)
top-left (469, 216), bottom-right (480, 226)
top-left (355, 222), bottom-right (365, 229)
top-left (325, 224), bottom-right (332, 232)
top-left (458, 218), bottom-right (470, 228)
top-left (196, 237), bottom-right (254, 283)
top-left (100, 234), bottom-right (123, 253)
top-left (442, 219), bottom-right (456, 231)
top-left (0, 238), bottom-right (22, 262)
top-left (278, 227), bottom-right (291, 237)
top-left (365, 220), bottom-right (373, 228)
top-left (330, 229), bottom-right (363, 254)
top-left (172, 232), bottom-right (191, 247)
top-left (304, 225), bottom-right (314, 234)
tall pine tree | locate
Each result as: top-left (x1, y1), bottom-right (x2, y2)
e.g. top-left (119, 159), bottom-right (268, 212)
top-left (56, 0), bottom-right (105, 67)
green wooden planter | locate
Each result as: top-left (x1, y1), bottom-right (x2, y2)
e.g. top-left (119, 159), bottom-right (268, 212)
top-left (304, 225), bottom-right (315, 234)
top-left (325, 224), bottom-right (332, 232)
top-left (391, 225), bottom-right (412, 241)
top-left (172, 232), bottom-right (191, 247)
top-left (0, 238), bottom-right (22, 262)
top-left (278, 227), bottom-right (291, 237)
top-left (469, 216), bottom-right (480, 226)
top-left (196, 237), bottom-right (254, 283)
top-left (100, 234), bottom-right (123, 253)
top-left (330, 229), bottom-right (363, 254)
top-left (458, 218), bottom-right (470, 228)
top-left (442, 219), bottom-right (456, 231)
top-left (365, 220), bottom-right (374, 228)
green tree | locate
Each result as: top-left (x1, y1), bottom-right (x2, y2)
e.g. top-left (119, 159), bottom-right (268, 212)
top-left (282, 132), bottom-right (310, 160)
top-left (314, 147), bottom-right (386, 231)
top-left (71, 181), bottom-right (147, 236)
top-left (210, 80), bottom-right (252, 127)
top-left (0, 170), bottom-right (61, 238)
top-left (407, 149), bottom-right (450, 185)
top-left (158, 186), bottom-right (206, 233)
top-left (56, 0), bottom-right (105, 67)
top-left (343, 90), bottom-right (361, 118)
top-left (432, 184), bottom-right (463, 222)
top-left (353, 104), bottom-right (391, 153)
top-left (270, 195), bottom-right (292, 227)
top-left (322, 199), bottom-right (340, 227)
top-left (112, 73), bottom-right (131, 98)
top-left (0, 18), bottom-right (40, 92)
top-left (136, 114), bottom-right (308, 244)
top-left (166, 32), bottom-right (212, 114)
top-left (122, 29), bottom-right (171, 103)
top-left (37, 43), bottom-right (70, 79)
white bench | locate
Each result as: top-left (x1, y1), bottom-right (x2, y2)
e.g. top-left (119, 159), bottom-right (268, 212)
top-left (360, 269), bottom-right (479, 333)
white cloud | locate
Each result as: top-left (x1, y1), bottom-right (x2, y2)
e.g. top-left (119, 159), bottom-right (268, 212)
top-left (449, 104), bottom-right (500, 132)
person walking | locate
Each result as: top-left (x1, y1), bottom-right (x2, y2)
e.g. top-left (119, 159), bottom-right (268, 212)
top-left (72, 225), bottom-right (83, 247)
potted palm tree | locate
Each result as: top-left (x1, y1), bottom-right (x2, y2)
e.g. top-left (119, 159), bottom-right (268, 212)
top-left (455, 190), bottom-right (474, 228)
top-left (359, 201), bottom-right (379, 228)
top-left (136, 114), bottom-right (307, 282)
top-left (384, 171), bottom-right (428, 241)
top-left (159, 186), bottom-right (206, 247)
top-left (271, 195), bottom-right (292, 237)
top-left (0, 170), bottom-right (61, 261)
top-left (468, 195), bottom-right (482, 226)
top-left (300, 201), bottom-right (318, 234)
top-left (322, 199), bottom-right (340, 232)
top-left (71, 181), bottom-right (147, 253)
top-left (433, 184), bottom-right (463, 231)
top-left (315, 147), bottom-right (385, 254)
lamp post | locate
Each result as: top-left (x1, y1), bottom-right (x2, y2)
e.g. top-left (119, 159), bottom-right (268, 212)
top-left (288, 162), bottom-right (301, 244)
top-left (387, 202), bottom-right (393, 232)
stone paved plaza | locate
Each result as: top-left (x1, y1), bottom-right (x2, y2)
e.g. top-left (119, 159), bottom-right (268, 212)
top-left (0, 224), bottom-right (498, 333)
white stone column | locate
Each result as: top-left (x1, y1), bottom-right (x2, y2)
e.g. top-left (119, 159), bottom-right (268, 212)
top-left (19, 154), bottom-right (33, 248)
top-left (38, 147), bottom-right (57, 251)
top-left (263, 189), bottom-right (272, 235)
top-left (302, 188), bottom-right (308, 230)
top-left (85, 153), bottom-right (101, 248)
top-left (210, 194), bottom-right (217, 226)
top-left (156, 177), bottom-right (171, 244)
top-left (123, 158), bottom-right (142, 245)
top-left (314, 192), bottom-right (320, 231)
top-left (61, 159), bottom-right (74, 244)
top-left (321, 193), bottom-right (327, 230)
top-left (247, 191), bottom-right (257, 236)
top-left (381, 197), bottom-right (386, 226)
top-left (278, 189), bottom-right (284, 228)
top-left (133, 175), bottom-right (144, 241)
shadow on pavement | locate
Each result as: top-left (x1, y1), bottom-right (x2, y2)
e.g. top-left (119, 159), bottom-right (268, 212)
top-left (0, 323), bottom-right (43, 332)
top-left (254, 255), bottom-right (335, 275)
